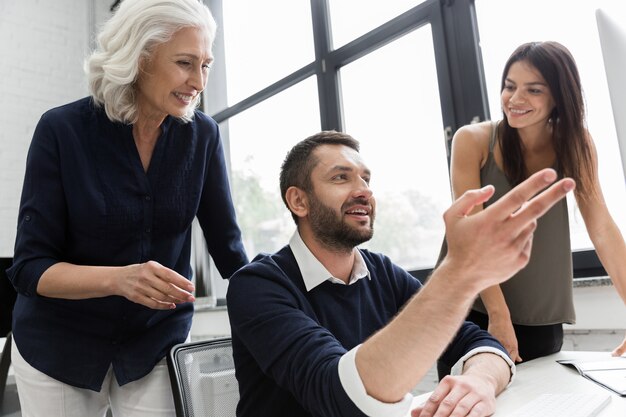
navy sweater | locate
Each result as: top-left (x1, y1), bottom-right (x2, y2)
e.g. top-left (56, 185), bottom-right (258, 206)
top-left (227, 246), bottom-right (506, 417)
top-left (7, 97), bottom-right (248, 390)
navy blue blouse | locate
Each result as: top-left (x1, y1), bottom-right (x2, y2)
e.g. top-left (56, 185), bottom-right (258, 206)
top-left (7, 97), bottom-right (248, 390)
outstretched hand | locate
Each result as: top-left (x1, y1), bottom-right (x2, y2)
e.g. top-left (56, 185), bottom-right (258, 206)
top-left (442, 168), bottom-right (575, 294)
top-left (116, 261), bottom-right (195, 309)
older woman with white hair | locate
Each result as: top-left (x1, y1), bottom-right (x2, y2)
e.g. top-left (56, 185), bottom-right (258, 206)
top-left (7, 0), bottom-right (248, 415)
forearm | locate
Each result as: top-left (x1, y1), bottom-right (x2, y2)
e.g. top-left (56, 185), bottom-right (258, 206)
top-left (37, 261), bottom-right (194, 310)
top-left (356, 169), bottom-right (573, 404)
top-left (356, 260), bottom-right (479, 403)
top-left (479, 285), bottom-right (511, 322)
top-left (578, 184), bottom-right (626, 303)
top-left (37, 262), bottom-right (122, 299)
top-left (461, 352), bottom-right (511, 395)
top-left (592, 226), bottom-right (626, 303)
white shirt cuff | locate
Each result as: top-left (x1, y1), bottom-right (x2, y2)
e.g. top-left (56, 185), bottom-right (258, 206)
top-left (450, 346), bottom-right (516, 386)
top-left (338, 345), bottom-right (413, 417)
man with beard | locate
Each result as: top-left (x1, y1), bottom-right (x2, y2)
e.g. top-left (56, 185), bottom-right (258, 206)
top-left (226, 131), bottom-right (576, 417)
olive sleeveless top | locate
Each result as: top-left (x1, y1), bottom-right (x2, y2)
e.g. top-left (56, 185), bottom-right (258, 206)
top-left (470, 121), bottom-right (575, 325)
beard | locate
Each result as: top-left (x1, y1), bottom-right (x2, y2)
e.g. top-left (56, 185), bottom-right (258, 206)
top-left (307, 192), bottom-right (374, 253)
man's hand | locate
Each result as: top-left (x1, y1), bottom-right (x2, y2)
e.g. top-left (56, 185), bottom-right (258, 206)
top-left (411, 374), bottom-right (497, 417)
top-left (411, 352), bottom-right (510, 417)
top-left (442, 168), bottom-right (575, 294)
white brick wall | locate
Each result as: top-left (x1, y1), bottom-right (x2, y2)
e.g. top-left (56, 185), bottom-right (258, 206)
top-left (0, 1), bottom-right (111, 257)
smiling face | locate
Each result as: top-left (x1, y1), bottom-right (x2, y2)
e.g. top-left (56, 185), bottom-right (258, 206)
top-left (135, 26), bottom-right (213, 123)
top-left (304, 144), bottom-right (376, 251)
top-left (501, 60), bottom-right (555, 130)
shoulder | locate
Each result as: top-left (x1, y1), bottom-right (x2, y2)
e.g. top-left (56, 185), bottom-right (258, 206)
top-left (452, 121), bottom-right (493, 149)
top-left (228, 247), bottom-right (298, 292)
top-left (40, 97), bottom-right (99, 125)
top-left (172, 110), bottom-right (221, 153)
top-left (190, 110), bottom-right (219, 135)
top-left (227, 247), bottom-right (306, 315)
top-left (450, 121), bottom-right (495, 168)
top-left (358, 250), bottom-right (423, 305)
top-left (32, 97), bottom-right (103, 147)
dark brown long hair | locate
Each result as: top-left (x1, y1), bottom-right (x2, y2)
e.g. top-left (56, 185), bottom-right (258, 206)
top-left (499, 41), bottom-right (596, 199)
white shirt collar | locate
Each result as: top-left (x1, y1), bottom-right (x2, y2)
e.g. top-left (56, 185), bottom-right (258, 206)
top-left (289, 230), bottom-right (370, 292)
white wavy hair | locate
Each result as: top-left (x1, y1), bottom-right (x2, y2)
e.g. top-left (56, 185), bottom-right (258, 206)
top-left (85, 0), bottom-right (216, 123)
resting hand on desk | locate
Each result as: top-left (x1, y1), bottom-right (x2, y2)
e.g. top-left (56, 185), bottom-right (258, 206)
top-left (487, 318), bottom-right (522, 363)
top-left (612, 332), bottom-right (626, 357)
top-left (411, 353), bottom-right (510, 417)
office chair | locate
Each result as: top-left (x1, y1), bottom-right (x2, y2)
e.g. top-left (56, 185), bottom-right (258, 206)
top-left (0, 257), bottom-right (15, 409)
top-left (0, 332), bottom-right (12, 408)
top-left (167, 337), bottom-right (238, 417)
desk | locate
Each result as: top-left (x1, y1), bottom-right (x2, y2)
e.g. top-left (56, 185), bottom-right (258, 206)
top-left (411, 351), bottom-right (626, 416)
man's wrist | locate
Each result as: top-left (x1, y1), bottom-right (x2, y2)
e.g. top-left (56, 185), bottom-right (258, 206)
top-left (454, 348), bottom-right (515, 393)
top-left (432, 258), bottom-right (482, 299)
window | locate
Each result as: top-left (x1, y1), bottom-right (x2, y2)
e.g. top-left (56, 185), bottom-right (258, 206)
top-left (341, 26), bottom-right (449, 270)
top-left (220, 0), bottom-right (314, 105)
top-left (227, 78), bottom-right (321, 256)
top-left (475, 0), bottom-right (626, 252)
top-left (205, 0), bottom-right (459, 274)
top-left (329, 0), bottom-right (427, 48)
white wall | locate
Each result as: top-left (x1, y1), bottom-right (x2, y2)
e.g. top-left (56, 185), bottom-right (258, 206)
top-left (568, 282), bottom-right (626, 330)
top-left (0, 0), bottom-right (111, 257)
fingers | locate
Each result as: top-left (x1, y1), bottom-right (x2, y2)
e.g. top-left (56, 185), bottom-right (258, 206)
top-left (611, 335), bottom-right (626, 357)
top-left (149, 260), bottom-right (195, 292)
top-left (447, 186), bottom-right (495, 219)
top-left (122, 261), bottom-right (195, 309)
top-left (146, 261), bottom-right (195, 299)
top-left (418, 381), bottom-right (453, 417)
top-left (487, 169), bottom-right (557, 219)
top-left (417, 377), bottom-right (491, 417)
top-left (508, 348), bottom-right (522, 363)
top-left (440, 170), bottom-right (574, 296)
top-left (512, 179), bottom-right (574, 227)
top-left (510, 220), bottom-right (536, 263)
top-left (132, 293), bottom-right (179, 310)
top-left (491, 169), bottom-right (575, 224)
top-left (488, 321), bottom-right (522, 363)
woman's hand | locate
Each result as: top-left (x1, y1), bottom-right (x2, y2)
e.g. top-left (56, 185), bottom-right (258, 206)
top-left (488, 318), bottom-right (522, 363)
top-left (115, 261), bottom-right (195, 309)
top-left (612, 332), bottom-right (626, 357)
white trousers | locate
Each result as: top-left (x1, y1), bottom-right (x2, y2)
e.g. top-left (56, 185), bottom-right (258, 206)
top-left (11, 337), bottom-right (176, 417)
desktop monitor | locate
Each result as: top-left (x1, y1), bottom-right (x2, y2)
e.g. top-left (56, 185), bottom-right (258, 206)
top-left (596, 9), bottom-right (626, 182)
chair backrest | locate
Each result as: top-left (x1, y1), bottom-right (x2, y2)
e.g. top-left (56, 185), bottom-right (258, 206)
top-left (167, 337), bottom-right (238, 417)
top-left (0, 332), bottom-right (12, 408)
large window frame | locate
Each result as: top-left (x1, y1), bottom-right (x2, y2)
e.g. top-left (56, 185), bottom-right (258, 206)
top-left (201, 0), bottom-right (603, 290)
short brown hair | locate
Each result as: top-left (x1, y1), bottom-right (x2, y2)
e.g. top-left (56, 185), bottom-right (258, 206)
top-left (279, 131), bottom-right (360, 223)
